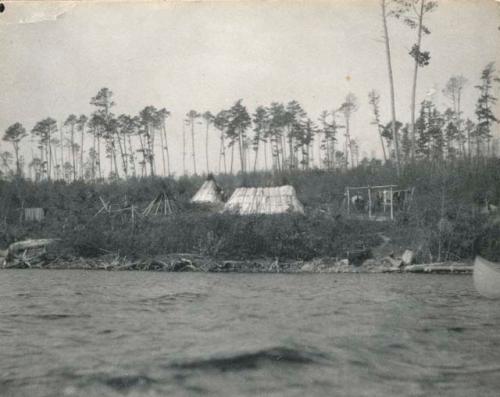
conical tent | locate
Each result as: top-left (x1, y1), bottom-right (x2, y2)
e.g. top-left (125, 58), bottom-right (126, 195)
top-left (223, 185), bottom-right (304, 215)
top-left (191, 178), bottom-right (224, 205)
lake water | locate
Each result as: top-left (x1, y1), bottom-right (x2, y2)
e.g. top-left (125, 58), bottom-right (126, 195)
top-left (1, 270), bottom-right (499, 397)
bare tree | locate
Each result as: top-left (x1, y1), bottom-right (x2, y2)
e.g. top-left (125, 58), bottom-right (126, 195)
top-left (186, 110), bottom-right (200, 175)
top-left (202, 111), bottom-right (214, 174)
top-left (252, 106), bottom-right (269, 172)
top-left (442, 76), bottom-right (467, 158)
top-left (392, 0), bottom-right (438, 161)
top-left (214, 110), bottom-right (229, 174)
top-left (182, 119), bottom-right (188, 175)
top-left (474, 62), bottom-right (500, 158)
top-left (64, 115), bottom-right (78, 181)
top-left (368, 90), bottom-right (387, 162)
top-left (381, 0), bottom-right (401, 175)
top-left (339, 93), bottom-right (358, 169)
top-left (76, 115), bottom-right (88, 179)
top-left (158, 108), bottom-right (171, 176)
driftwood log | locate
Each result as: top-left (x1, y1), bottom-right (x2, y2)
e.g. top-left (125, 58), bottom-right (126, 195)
top-left (1, 239), bottom-right (58, 268)
top-left (8, 239), bottom-right (58, 254)
top-left (404, 263), bottom-right (473, 273)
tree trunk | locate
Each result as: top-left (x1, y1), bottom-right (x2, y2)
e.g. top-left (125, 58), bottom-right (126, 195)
top-left (467, 127), bottom-right (471, 162)
top-left (182, 123), bottom-right (186, 175)
top-left (12, 143), bottom-right (20, 176)
top-left (70, 125), bottom-right (76, 181)
top-left (281, 133), bottom-right (287, 168)
top-left (109, 142), bottom-right (114, 176)
top-left (409, 0), bottom-right (425, 162)
top-left (97, 135), bottom-right (102, 179)
top-left (264, 140), bottom-right (268, 171)
top-left (51, 142), bottom-right (57, 177)
top-left (112, 138), bottom-right (119, 178)
top-left (378, 124), bottom-right (387, 162)
top-left (147, 125), bottom-right (155, 176)
top-left (123, 133), bottom-right (129, 178)
top-left (278, 135), bottom-right (284, 171)
top-left (150, 125), bottom-right (157, 175)
top-left (191, 121), bottom-right (197, 175)
top-left (116, 131), bottom-right (127, 178)
top-left (219, 132), bottom-right (226, 174)
top-left (253, 141), bottom-right (259, 172)
top-left (272, 137), bottom-right (279, 172)
top-left (485, 84), bottom-right (491, 158)
top-left (127, 135), bottom-right (136, 177)
top-left (230, 145), bottom-right (234, 174)
top-left (60, 121), bottom-right (64, 179)
top-left (382, 0), bottom-right (401, 176)
top-left (325, 134), bottom-right (330, 169)
top-left (80, 126), bottom-right (84, 179)
top-left (205, 122), bottom-right (210, 174)
top-left (159, 124), bottom-right (167, 176)
top-left (138, 133), bottom-right (146, 177)
top-left (47, 129), bottom-right (52, 180)
top-left (346, 117), bottom-right (354, 169)
top-left (92, 132), bottom-right (96, 181)
top-left (238, 131), bottom-right (245, 173)
top-left (162, 122), bottom-right (170, 176)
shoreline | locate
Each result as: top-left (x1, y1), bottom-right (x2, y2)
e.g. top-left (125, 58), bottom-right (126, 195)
top-left (1, 252), bottom-right (473, 274)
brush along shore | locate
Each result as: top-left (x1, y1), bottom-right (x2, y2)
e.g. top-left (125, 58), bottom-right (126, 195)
top-left (1, 163), bottom-right (499, 267)
top-left (1, 241), bottom-right (472, 273)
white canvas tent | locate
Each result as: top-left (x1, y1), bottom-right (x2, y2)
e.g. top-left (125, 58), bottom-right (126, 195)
top-left (223, 185), bottom-right (304, 215)
top-left (191, 178), bottom-right (224, 205)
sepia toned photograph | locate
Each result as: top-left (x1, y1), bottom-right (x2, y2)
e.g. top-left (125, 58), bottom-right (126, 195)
top-left (0, 0), bottom-right (499, 396)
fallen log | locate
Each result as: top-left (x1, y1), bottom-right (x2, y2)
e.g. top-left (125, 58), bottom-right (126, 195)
top-left (403, 264), bottom-right (426, 273)
top-left (8, 239), bottom-right (58, 254)
top-left (404, 263), bottom-right (473, 274)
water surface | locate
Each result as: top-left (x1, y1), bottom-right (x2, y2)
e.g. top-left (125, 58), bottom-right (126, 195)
top-left (1, 270), bottom-right (499, 396)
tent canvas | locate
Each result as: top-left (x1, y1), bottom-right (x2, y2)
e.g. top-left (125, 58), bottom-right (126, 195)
top-left (191, 179), bottom-right (224, 205)
top-left (223, 185), bottom-right (304, 215)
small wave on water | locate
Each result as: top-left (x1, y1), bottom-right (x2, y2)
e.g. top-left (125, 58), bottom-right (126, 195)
top-left (137, 292), bottom-right (207, 305)
top-left (169, 345), bottom-right (331, 372)
top-left (1, 313), bottom-right (91, 320)
top-left (37, 346), bottom-right (330, 396)
top-left (82, 373), bottom-right (157, 392)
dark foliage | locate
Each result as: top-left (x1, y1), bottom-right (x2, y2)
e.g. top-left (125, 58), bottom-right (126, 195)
top-left (1, 159), bottom-right (499, 261)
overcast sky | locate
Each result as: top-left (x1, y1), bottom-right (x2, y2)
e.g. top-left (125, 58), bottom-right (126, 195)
top-left (1, 0), bottom-right (499, 175)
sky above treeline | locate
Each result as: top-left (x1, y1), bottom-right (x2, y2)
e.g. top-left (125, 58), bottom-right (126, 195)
top-left (1, 0), bottom-right (499, 175)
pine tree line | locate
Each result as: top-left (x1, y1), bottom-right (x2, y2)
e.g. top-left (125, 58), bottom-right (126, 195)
top-left (1, 63), bottom-right (499, 181)
top-left (367, 64), bottom-right (500, 165)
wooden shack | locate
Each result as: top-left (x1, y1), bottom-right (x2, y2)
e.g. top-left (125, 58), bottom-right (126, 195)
top-left (23, 208), bottom-right (45, 222)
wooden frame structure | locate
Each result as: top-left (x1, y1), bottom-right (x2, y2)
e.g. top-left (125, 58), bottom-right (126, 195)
top-left (345, 185), bottom-right (414, 221)
top-left (93, 192), bottom-right (175, 225)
